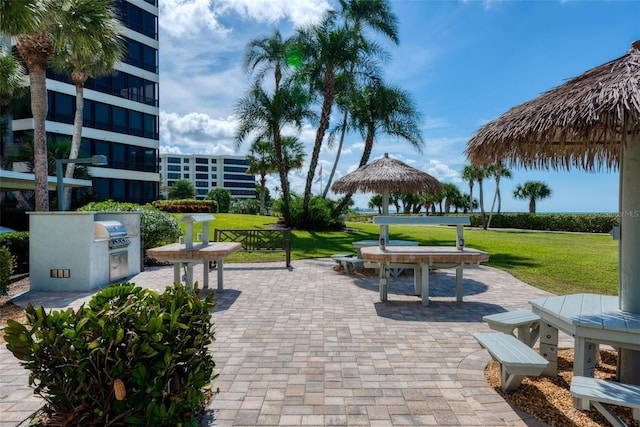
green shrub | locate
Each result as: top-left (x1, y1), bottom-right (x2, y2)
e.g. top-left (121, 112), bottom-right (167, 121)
top-left (152, 199), bottom-right (218, 213)
top-left (78, 201), bottom-right (181, 262)
top-left (0, 231), bottom-right (29, 274)
top-left (229, 198), bottom-right (260, 215)
top-left (0, 246), bottom-right (15, 296)
top-left (285, 195), bottom-right (345, 231)
top-left (469, 213), bottom-right (619, 233)
top-left (5, 282), bottom-right (217, 426)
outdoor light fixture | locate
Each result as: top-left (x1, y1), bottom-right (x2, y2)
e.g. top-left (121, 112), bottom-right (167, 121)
top-left (56, 155), bottom-right (108, 211)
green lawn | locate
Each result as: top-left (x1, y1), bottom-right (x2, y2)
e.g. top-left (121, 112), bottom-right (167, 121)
top-left (185, 213), bottom-right (619, 296)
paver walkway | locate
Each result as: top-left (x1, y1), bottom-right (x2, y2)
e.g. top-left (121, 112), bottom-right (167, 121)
top-left (1, 258), bottom-right (570, 426)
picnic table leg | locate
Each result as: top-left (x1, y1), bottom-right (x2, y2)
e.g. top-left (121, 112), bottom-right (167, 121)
top-left (421, 263), bottom-right (430, 306)
top-left (217, 258), bottom-right (224, 291)
top-left (539, 322), bottom-right (559, 377)
top-left (202, 260), bottom-right (209, 289)
top-left (173, 263), bottom-right (181, 285)
top-left (455, 267), bottom-right (463, 302)
top-left (414, 265), bottom-right (421, 296)
top-left (379, 263), bottom-right (388, 301)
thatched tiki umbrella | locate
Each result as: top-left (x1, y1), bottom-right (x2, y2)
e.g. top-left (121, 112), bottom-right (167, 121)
top-left (465, 40), bottom-right (640, 383)
top-left (331, 153), bottom-right (443, 216)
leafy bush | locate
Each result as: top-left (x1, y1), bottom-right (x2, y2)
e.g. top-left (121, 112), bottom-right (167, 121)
top-left (229, 198), bottom-right (260, 215)
top-left (152, 199), bottom-right (218, 213)
top-left (0, 231), bottom-right (29, 274)
top-left (206, 189), bottom-right (231, 213)
top-left (5, 282), bottom-right (217, 426)
top-left (469, 213), bottom-right (619, 233)
top-left (0, 246), bottom-right (15, 296)
top-left (285, 195), bottom-right (345, 231)
top-left (78, 201), bottom-right (181, 261)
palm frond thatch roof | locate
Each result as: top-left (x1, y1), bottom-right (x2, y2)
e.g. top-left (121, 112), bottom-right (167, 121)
top-left (331, 153), bottom-right (442, 194)
top-left (465, 40), bottom-right (640, 171)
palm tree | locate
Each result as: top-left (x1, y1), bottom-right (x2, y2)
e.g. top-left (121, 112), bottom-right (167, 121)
top-left (235, 83), bottom-right (312, 225)
top-left (474, 164), bottom-right (490, 229)
top-left (323, 0), bottom-right (399, 197)
top-left (461, 165), bottom-right (478, 213)
top-left (0, 47), bottom-right (26, 157)
top-left (51, 0), bottom-right (123, 210)
top-left (238, 31), bottom-right (311, 226)
top-left (167, 179), bottom-right (195, 200)
top-left (486, 162), bottom-right (512, 228)
top-left (513, 181), bottom-right (552, 213)
top-left (334, 82), bottom-right (423, 214)
top-left (368, 194), bottom-right (383, 213)
top-left (296, 14), bottom-right (359, 224)
top-left (281, 135), bottom-right (306, 175)
top-left (442, 183), bottom-right (462, 213)
top-left (246, 140), bottom-right (277, 216)
top-left (5, 0), bottom-right (51, 211)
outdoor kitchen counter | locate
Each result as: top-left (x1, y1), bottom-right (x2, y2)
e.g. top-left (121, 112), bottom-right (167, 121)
top-left (360, 245), bottom-right (490, 306)
top-left (147, 242), bottom-right (241, 291)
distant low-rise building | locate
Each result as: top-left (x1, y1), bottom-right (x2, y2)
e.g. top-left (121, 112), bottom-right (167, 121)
top-left (159, 154), bottom-right (256, 199)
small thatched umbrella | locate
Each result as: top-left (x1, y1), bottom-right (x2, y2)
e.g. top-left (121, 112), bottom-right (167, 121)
top-left (465, 40), bottom-right (640, 381)
top-left (331, 153), bottom-right (442, 217)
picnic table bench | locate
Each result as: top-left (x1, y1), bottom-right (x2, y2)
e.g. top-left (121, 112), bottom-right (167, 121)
top-left (473, 332), bottom-right (549, 392)
top-left (483, 310), bottom-right (541, 347)
top-left (571, 376), bottom-right (640, 427)
top-left (214, 228), bottom-right (291, 267)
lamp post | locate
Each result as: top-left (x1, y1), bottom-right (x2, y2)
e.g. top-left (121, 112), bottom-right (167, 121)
top-left (56, 155), bottom-right (108, 211)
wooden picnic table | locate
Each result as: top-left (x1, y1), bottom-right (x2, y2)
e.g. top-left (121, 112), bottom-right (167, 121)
top-left (360, 245), bottom-right (489, 306)
top-left (147, 242), bottom-right (241, 291)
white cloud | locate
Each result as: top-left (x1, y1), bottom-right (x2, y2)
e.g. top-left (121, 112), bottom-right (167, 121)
top-left (160, 111), bottom-right (239, 155)
top-left (218, 0), bottom-right (331, 27)
top-left (159, 0), bottom-right (229, 39)
top-left (424, 159), bottom-right (461, 183)
top-left (159, 0), bottom-right (331, 40)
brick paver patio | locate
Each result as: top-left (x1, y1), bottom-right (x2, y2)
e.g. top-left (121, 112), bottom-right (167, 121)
top-left (1, 258), bottom-right (567, 426)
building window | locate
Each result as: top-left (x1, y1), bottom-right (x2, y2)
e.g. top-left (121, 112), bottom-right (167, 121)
top-left (168, 157), bottom-right (181, 163)
top-left (167, 173), bottom-right (180, 179)
top-left (210, 158), bottom-right (217, 164)
top-left (211, 174), bottom-right (217, 179)
top-left (195, 181), bottom-right (208, 187)
top-left (195, 165), bottom-right (208, 172)
top-left (183, 166), bottom-right (189, 170)
top-left (195, 158), bottom-right (208, 164)
top-left (225, 181), bottom-right (256, 188)
top-left (183, 174), bottom-right (189, 179)
top-left (224, 173), bottom-right (254, 181)
top-left (224, 166), bottom-right (248, 173)
top-left (224, 158), bottom-right (249, 166)
top-left (211, 166), bottom-right (217, 171)
top-left (183, 158), bottom-right (189, 162)
top-left (195, 173), bottom-right (208, 179)
top-left (167, 165), bottom-right (180, 171)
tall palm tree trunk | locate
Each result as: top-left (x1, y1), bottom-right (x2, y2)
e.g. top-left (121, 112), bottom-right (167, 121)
top-left (64, 75), bottom-right (87, 209)
top-left (322, 109), bottom-right (348, 198)
top-left (29, 66), bottom-right (48, 211)
top-left (487, 176), bottom-right (501, 229)
top-left (259, 172), bottom-right (267, 215)
top-left (302, 69), bottom-right (335, 224)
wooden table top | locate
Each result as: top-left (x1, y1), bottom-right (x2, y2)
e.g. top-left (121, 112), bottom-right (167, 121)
top-left (530, 293), bottom-right (640, 333)
top-left (147, 242), bottom-right (242, 260)
top-left (360, 246), bottom-right (489, 264)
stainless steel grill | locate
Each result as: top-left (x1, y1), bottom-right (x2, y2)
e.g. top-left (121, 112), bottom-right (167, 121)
top-left (94, 220), bottom-right (131, 249)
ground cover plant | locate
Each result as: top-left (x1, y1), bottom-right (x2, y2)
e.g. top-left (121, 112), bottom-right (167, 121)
top-left (192, 213), bottom-right (618, 296)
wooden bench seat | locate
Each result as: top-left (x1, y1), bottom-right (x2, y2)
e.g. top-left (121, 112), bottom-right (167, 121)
top-left (332, 254), bottom-right (364, 274)
top-left (483, 310), bottom-right (541, 347)
top-left (570, 376), bottom-right (640, 427)
top-left (473, 332), bottom-right (549, 392)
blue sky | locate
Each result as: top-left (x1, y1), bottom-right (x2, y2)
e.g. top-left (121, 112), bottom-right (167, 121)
top-left (157, 0), bottom-right (639, 213)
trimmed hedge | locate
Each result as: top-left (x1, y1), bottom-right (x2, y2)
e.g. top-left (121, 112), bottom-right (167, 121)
top-left (347, 212), bottom-right (619, 234)
top-left (152, 199), bottom-right (218, 213)
top-left (469, 213), bottom-right (619, 233)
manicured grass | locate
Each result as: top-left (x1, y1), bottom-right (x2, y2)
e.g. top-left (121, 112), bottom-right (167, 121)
top-left (182, 213), bottom-right (619, 296)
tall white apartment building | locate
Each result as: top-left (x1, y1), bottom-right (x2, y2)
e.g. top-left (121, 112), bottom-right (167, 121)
top-left (6, 0), bottom-right (160, 204)
top-left (159, 154), bottom-right (256, 199)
